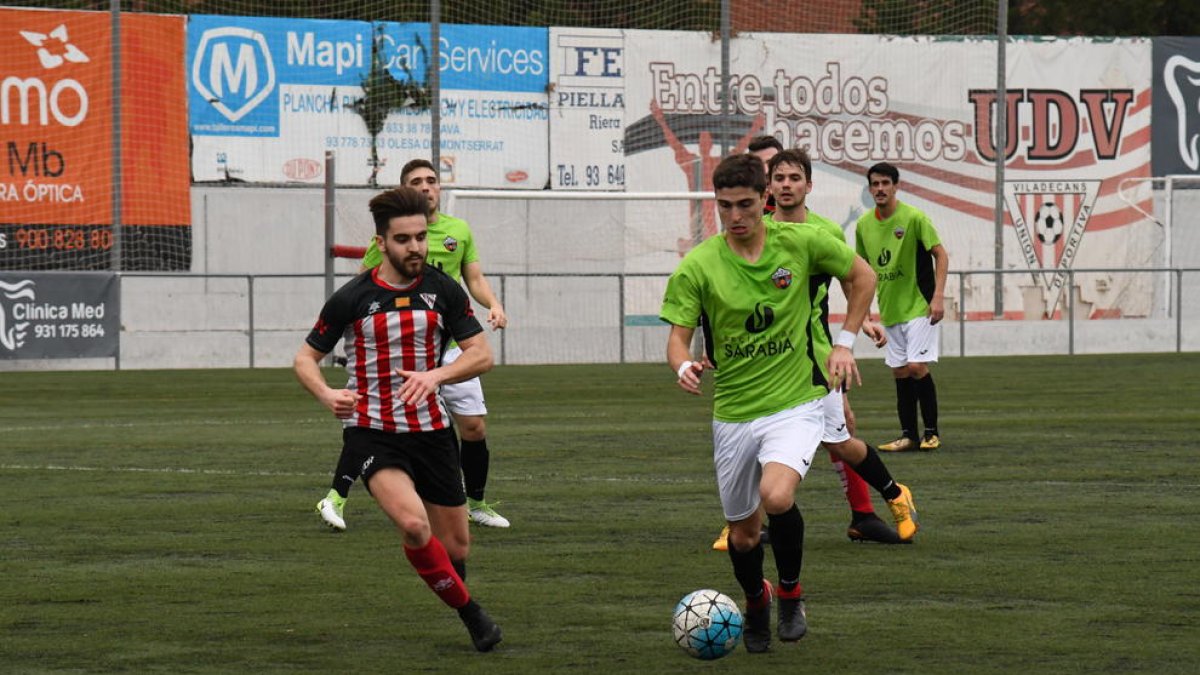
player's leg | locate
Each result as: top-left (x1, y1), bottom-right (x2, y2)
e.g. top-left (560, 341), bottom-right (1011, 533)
top-left (443, 345), bottom-right (509, 528)
top-left (822, 391), bottom-right (901, 543)
top-left (880, 322), bottom-right (921, 452)
top-left (315, 445), bottom-right (361, 531)
top-left (367, 428), bottom-right (501, 652)
top-left (906, 316), bottom-right (942, 449)
top-left (713, 418), bottom-right (772, 653)
top-left (757, 401), bottom-right (822, 643)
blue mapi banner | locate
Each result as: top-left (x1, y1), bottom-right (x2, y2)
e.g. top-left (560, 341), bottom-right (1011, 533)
top-left (0, 273), bottom-right (119, 359)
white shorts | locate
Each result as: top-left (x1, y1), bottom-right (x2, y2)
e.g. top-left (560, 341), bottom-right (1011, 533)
top-left (711, 400), bottom-right (823, 522)
top-left (821, 389), bottom-right (851, 444)
top-left (440, 346), bottom-right (487, 416)
top-left (883, 316), bottom-right (940, 368)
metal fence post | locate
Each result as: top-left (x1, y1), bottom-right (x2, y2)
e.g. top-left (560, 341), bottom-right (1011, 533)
top-left (1177, 269), bottom-right (1184, 353)
top-left (499, 274), bottom-right (506, 366)
top-left (959, 271), bottom-right (966, 357)
top-left (618, 273), bottom-right (626, 364)
top-left (248, 275), bottom-right (255, 368)
top-left (1067, 269), bottom-right (1075, 356)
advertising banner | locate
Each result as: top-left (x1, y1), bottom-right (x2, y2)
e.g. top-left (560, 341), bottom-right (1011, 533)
top-left (0, 272), bottom-right (119, 359)
top-left (189, 16), bottom-right (548, 188)
top-left (0, 9), bottom-right (190, 271)
top-left (621, 32), bottom-right (1155, 318)
top-left (1152, 37), bottom-right (1200, 177)
top-left (548, 27), bottom-right (625, 190)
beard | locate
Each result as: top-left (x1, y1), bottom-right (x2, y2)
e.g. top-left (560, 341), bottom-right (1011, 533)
top-left (386, 251), bottom-right (425, 280)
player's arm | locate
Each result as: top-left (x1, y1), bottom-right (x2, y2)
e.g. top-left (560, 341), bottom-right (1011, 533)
top-left (395, 332), bottom-right (493, 406)
top-left (928, 243), bottom-right (949, 325)
top-left (461, 260), bottom-right (507, 330)
top-left (294, 343), bottom-right (360, 419)
top-left (666, 323), bottom-right (705, 396)
top-left (830, 256), bottom-right (877, 390)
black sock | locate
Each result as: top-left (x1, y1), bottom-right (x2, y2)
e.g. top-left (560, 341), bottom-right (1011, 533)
top-left (452, 558), bottom-right (467, 582)
top-left (767, 505), bottom-right (804, 591)
top-left (330, 446), bottom-right (361, 499)
top-left (726, 536), bottom-right (766, 600)
top-left (460, 439), bottom-right (490, 501)
top-left (915, 373), bottom-right (939, 436)
top-left (852, 445), bottom-right (901, 501)
top-left (850, 510), bottom-right (875, 524)
top-left (895, 377), bottom-right (919, 440)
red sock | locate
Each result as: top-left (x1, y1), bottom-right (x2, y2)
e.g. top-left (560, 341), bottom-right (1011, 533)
top-left (404, 536), bottom-right (470, 609)
top-left (829, 450), bottom-right (874, 514)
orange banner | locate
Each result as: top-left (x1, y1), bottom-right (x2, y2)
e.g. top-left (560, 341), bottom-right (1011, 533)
top-left (0, 8), bottom-right (189, 227)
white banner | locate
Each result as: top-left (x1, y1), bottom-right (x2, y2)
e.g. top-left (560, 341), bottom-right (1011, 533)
top-left (620, 31), bottom-right (1155, 318)
top-left (548, 27), bottom-right (626, 190)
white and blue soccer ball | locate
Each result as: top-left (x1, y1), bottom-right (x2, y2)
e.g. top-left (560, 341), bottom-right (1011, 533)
top-left (672, 589), bottom-right (743, 660)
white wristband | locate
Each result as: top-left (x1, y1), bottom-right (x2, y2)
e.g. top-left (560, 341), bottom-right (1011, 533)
top-left (676, 360), bottom-right (695, 379)
top-left (835, 330), bottom-right (857, 349)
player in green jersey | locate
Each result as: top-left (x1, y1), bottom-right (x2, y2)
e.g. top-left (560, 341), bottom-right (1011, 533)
top-left (710, 145), bottom-right (911, 548)
top-left (316, 159), bottom-right (512, 531)
top-left (854, 162), bottom-right (950, 452)
top-left (765, 148), bottom-right (917, 544)
top-left (662, 154), bottom-right (912, 651)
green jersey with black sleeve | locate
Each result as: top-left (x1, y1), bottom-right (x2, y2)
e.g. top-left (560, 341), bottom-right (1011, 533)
top-left (360, 212), bottom-right (479, 282)
top-left (854, 201), bottom-right (941, 326)
top-left (766, 210), bottom-right (846, 376)
top-left (660, 225), bottom-right (856, 423)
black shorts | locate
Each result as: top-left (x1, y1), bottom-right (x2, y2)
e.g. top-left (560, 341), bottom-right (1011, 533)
top-left (342, 426), bottom-right (464, 507)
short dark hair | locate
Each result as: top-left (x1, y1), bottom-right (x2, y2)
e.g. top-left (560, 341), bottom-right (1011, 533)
top-left (400, 158), bottom-right (437, 184)
top-left (712, 153), bottom-right (766, 194)
top-left (767, 148), bottom-right (813, 182)
top-left (369, 187), bottom-right (430, 236)
top-left (747, 134), bottom-right (784, 154)
top-left (866, 162), bottom-right (900, 184)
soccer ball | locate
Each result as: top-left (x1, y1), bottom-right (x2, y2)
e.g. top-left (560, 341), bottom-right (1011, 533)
top-left (672, 589), bottom-right (743, 660)
top-left (1034, 201), bottom-right (1065, 244)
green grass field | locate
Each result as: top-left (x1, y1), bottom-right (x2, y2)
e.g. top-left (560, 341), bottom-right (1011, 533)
top-left (3, 354), bottom-right (1199, 673)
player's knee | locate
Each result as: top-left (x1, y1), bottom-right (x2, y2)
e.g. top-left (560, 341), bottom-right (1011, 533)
top-left (825, 438), bottom-right (864, 464)
top-left (760, 488), bottom-right (795, 515)
top-left (397, 516), bottom-right (432, 544)
top-left (442, 536), bottom-right (470, 562)
top-left (457, 416), bottom-right (486, 440)
top-left (910, 362), bottom-right (930, 378)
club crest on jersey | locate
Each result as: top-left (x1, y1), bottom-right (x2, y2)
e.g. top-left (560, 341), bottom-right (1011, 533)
top-left (771, 267), bottom-right (793, 289)
top-left (443, 236), bottom-right (458, 252)
top-left (893, 227), bottom-right (905, 239)
top-left (419, 293), bottom-right (437, 308)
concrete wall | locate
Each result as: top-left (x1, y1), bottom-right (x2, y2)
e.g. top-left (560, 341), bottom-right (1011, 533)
top-left (2, 185), bottom-right (1198, 372)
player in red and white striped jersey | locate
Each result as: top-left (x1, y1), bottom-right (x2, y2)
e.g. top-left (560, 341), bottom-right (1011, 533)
top-left (294, 187), bottom-right (502, 652)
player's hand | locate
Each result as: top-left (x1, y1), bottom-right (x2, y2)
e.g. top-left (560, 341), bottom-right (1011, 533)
top-left (395, 368), bottom-right (442, 406)
top-left (843, 392), bottom-right (858, 436)
top-left (487, 305), bottom-right (508, 331)
top-left (863, 321), bottom-right (887, 348)
top-left (827, 347), bottom-right (861, 391)
top-left (675, 360), bottom-right (706, 396)
top-left (322, 388), bottom-right (361, 419)
top-left (928, 296), bottom-right (945, 325)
